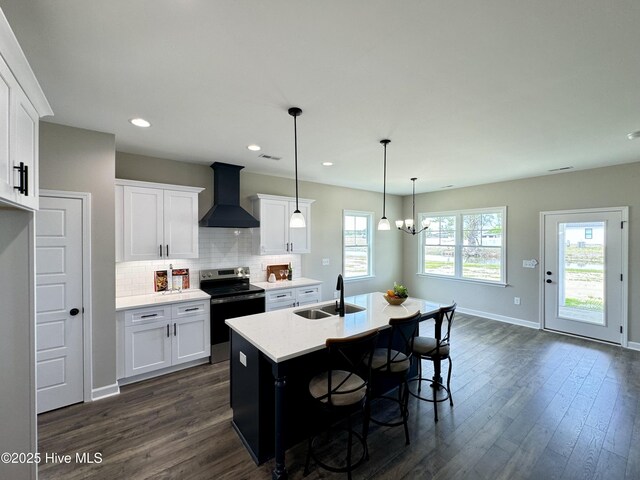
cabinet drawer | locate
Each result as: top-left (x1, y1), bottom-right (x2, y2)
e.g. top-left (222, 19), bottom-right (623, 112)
top-left (296, 286), bottom-right (320, 303)
top-left (124, 305), bottom-right (171, 326)
top-left (266, 289), bottom-right (295, 303)
top-left (172, 300), bottom-right (209, 318)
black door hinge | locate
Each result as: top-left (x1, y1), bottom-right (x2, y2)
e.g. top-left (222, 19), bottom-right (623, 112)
top-left (621, 221), bottom-right (624, 229)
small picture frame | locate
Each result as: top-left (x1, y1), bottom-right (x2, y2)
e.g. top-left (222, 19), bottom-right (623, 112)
top-left (171, 268), bottom-right (190, 290)
top-left (154, 270), bottom-right (168, 292)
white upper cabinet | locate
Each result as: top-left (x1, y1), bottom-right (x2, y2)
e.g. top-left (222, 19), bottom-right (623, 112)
top-left (0, 12), bottom-right (53, 210)
top-left (116, 179), bottom-right (203, 262)
top-left (251, 193), bottom-right (314, 255)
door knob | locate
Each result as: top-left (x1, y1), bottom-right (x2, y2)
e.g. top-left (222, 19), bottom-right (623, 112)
top-left (70, 308), bottom-right (80, 316)
top-left (545, 279), bottom-right (552, 284)
top-left (546, 271), bottom-right (552, 275)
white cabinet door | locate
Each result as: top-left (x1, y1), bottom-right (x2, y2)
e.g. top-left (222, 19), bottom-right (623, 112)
top-left (125, 322), bottom-right (172, 377)
top-left (123, 186), bottom-right (164, 261)
top-left (0, 55), bottom-right (13, 203)
top-left (259, 198), bottom-right (289, 254)
top-left (164, 189), bottom-right (199, 259)
top-left (288, 201), bottom-right (311, 253)
top-left (172, 315), bottom-right (210, 365)
top-left (12, 85), bottom-right (39, 210)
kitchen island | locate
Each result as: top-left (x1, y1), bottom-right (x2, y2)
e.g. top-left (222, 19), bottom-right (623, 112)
top-left (226, 292), bottom-right (441, 479)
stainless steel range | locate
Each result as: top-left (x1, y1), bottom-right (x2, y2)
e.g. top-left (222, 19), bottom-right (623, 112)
top-left (199, 267), bottom-right (265, 363)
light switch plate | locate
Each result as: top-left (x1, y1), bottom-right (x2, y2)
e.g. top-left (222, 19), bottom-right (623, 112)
top-left (239, 351), bottom-right (247, 367)
top-left (522, 259), bottom-right (538, 268)
top-left (322, 258), bottom-right (330, 266)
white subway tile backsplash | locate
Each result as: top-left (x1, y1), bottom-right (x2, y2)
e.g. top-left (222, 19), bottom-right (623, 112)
top-left (115, 228), bottom-right (302, 297)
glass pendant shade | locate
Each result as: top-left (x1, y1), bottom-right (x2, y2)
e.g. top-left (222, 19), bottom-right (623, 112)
top-left (405, 218), bottom-right (414, 228)
top-left (395, 220), bottom-right (404, 229)
top-left (290, 210), bottom-right (306, 228)
top-left (421, 218), bottom-right (431, 229)
top-left (378, 217), bottom-right (391, 230)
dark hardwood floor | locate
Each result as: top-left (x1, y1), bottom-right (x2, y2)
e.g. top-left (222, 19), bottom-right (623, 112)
top-left (38, 314), bottom-right (640, 479)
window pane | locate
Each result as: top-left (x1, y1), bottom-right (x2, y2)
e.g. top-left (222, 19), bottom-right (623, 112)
top-left (462, 246), bottom-right (501, 281)
top-left (424, 246), bottom-right (455, 276)
top-left (345, 246), bottom-right (369, 278)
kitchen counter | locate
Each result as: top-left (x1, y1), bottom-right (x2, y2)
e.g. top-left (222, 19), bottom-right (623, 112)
top-left (115, 289), bottom-right (211, 311)
top-left (226, 292), bottom-right (441, 363)
top-left (252, 277), bottom-right (322, 291)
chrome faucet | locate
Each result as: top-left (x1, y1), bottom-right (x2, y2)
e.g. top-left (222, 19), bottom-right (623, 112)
top-left (335, 274), bottom-right (345, 317)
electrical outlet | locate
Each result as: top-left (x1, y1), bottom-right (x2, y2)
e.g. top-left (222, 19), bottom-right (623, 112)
top-left (239, 351), bottom-right (247, 367)
top-left (333, 291), bottom-right (339, 299)
top-left (514, 297), bottom-right (521, 305)
top-left (322, 258), bottom-right (330, 266)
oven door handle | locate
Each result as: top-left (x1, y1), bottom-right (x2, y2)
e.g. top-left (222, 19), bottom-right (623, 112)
top-left (210, 293), bottom-right (266, 304)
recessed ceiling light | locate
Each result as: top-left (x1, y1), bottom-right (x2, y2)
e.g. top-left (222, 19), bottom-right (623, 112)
top-left (627, 130), bottom-right (640, 140)
top-left (129, 118), bottom-right (151, 128)
top-left (441, 185), bottom-right (454, 188)
top-left (322, 162), bottom-right (333, 166)
top-left (247, 144), bottom-right (261, 151)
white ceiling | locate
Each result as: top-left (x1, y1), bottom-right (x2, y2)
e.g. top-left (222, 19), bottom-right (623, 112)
top-left (2, 0), bottom-right (640, 195)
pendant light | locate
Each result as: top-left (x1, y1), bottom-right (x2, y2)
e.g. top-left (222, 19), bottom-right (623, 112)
top-left (288, 107), bottom-right (305, 228)
top-left (396, 177), bottom-right (430, 235)
top-left (377, 139), bottom-right (391, 230)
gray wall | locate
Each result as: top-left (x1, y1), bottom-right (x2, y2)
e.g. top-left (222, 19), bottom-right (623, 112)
top-left (116, 152), bottom-right (405, 299)
top-left (40, 122), bottom-right (117, 390)
top-left (0, 209), bottom-right (36, 480)
top-left (404, 162), bottom-right (640, 342)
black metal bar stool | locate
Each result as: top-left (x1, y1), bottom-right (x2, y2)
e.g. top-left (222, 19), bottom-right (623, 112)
top-left (409, 303), bottom-right (456, 422)
top-left (367, 311), bottom-right (421, 445)
top-left (304, 329), bottom-right (379, 480)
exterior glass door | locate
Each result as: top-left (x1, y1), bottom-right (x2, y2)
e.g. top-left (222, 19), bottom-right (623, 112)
top-left (543, 209), bottom-right (625, 344)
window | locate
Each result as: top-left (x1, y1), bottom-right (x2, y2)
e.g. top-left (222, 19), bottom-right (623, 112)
top-left (343, 211), bottom-right (373, 279)
top-left (419, 207), bottom-right (506, 284)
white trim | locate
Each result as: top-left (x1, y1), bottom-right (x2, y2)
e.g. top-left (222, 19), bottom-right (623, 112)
top-left (456, 306), bottom-right (539, 329)
top-left (28, 212), bottom-right (37, 480)
top-left (539, 207), bottom-right (629, 347)
top-left (251, 193), bottom-right (315, 204)
top-left (416, 273), bottom-right (507, 287)
top-left (627, 341), bottom-right (640, 352)
top-left (41, 190), bottom-right (94, 403)
top-left (91, 383), bottom-right (120, 401)
top-left (115, 178), bottom-right (204, 193)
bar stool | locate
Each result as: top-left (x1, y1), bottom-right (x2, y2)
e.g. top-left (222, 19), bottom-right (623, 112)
top-left (409, 303), bottom-right (456, 422)
top-left (304, 329), bottom-right (379, 480)
top-left (367, 311), bottom-right (421, 445)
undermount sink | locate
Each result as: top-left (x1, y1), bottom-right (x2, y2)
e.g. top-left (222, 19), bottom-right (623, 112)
top-left (318, 303), bottom-right (366, 315)
top-left (293, 308), bottom-right (333, 320)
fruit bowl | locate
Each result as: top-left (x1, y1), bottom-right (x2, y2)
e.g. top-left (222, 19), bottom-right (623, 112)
top-left (383, 294), bottom-right (407, 306)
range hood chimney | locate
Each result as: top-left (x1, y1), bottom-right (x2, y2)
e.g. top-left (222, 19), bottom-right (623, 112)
top-left (199, 162), bottom-right (260, 228)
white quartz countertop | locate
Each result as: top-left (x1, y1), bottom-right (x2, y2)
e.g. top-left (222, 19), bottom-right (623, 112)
top-left (252, 277), bottom-right (322, 291)
top-left (226, 292), bottom-right (442, 363)
top-left (116, 289), bottom-right (211, 311)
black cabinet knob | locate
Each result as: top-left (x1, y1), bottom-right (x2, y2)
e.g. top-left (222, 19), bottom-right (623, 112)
top-left (70, 308), bottom-right (80, 316)
top-left (546, 279), bottom-right (552, 284)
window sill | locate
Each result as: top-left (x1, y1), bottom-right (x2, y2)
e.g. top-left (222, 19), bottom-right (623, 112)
top-left (416, 273), bottom-right (508, 287)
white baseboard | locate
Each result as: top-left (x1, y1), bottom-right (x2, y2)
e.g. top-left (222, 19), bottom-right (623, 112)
top-left (456, 306), bottom-right (539, 330)
top-left (117, 357), bottom-right (210, 386)
top-left (628, 341), bottom-right (640, 352)
top-left (91, 383), bottom-right (120, 401)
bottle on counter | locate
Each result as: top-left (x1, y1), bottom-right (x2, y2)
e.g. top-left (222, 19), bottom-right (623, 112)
top-left (287, 262), bottom-right (293, 281)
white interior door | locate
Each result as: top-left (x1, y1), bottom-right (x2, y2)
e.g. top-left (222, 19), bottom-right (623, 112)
top-left (543, 209), bottom-right (626, 344)
top-left (36, 196), bottom-right (84, 413)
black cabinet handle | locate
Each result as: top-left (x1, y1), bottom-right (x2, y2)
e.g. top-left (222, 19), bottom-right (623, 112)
top-left (304, 290), bottom-right (313, 294)
top-left (173, 323), bottom-right (177, 336)
top-left (23, 164), bottom-right (28, 196)
top-left (276, 294), bottom-right (286, 298)
top-left (70, 308), bottom-right (80, 316)
top-left (13, 162), bottom-right (25, 194)
top-left (141, 313), bottom-right (158, 318)
top-left (166, 324), bottom-right (170, 337)
top-left (159, 244), bottom-right (163, 257)
top-left (166, 245), bottom-right (169, 257)
top-left (291, 242), bottom-right (293, 252)
top-left (185, 307), bottom-right (199, 312)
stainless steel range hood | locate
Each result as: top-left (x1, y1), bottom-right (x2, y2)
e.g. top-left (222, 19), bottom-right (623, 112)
top-left (199, 162), bottom-right (260, 228)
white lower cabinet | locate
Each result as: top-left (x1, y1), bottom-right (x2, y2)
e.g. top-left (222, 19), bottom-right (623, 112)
top-left (119, 300), bottom-right (210, 379)
top-left (265, 284), bottom-right (322, 311)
